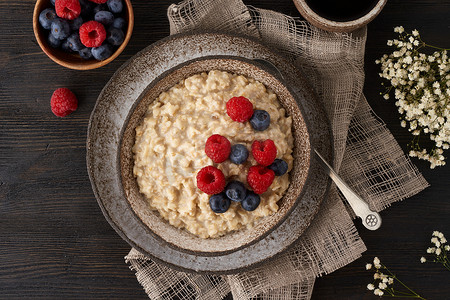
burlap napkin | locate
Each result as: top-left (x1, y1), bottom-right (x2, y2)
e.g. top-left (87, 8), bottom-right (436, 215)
top-left (125, 0), bottom-right (429, 299)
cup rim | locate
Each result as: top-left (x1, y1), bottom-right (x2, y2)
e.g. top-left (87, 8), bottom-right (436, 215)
top-left (293, 0), bottom-right (387, 32)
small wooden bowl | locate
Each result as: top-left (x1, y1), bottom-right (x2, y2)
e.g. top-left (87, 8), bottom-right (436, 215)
top-left (33, 0), bottom-right (134, 70)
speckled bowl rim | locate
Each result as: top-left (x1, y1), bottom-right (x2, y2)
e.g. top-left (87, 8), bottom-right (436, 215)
top-left (119, 55), bottom-right (312, 256)
top-left (86, 32), bottom-right (333, 274)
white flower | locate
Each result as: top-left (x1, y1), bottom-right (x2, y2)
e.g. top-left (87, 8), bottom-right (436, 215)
top-left (366, 263), bottom-right (373, 270)
top-left (373, 257), bottom-right (381, 268)
top-left (445, 245), bottom-right (450, 251)
top-left (388, 278), bottom-right (394, 285)
top-left (431, 237), bottom-right (439, 245)
top-left (412, 29), bottom-right (419, 36)
top-left (394, 26), bottom-right (404, 33)
top-left (441, 237), bottom-right (447, 244)
top-left (436, 247), bottom-right (442, 255)
top-left (367, 283), bottom-right (375, 291)
top-left (374, 273), bottom-right (380, 280)
top-left (374, 288), bottom-right (384, 296)
top-left (383, 94), bottom-right (390, 100)
top-left (379, 282), bottom-right (388, 290)
top-left (427, 247), bottom-right (436, 253)
top-left (420, 256), bottom-right (426, 263)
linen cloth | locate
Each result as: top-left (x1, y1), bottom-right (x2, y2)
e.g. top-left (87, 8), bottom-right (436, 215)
top-left (125, 0), bottom-right (429, 299)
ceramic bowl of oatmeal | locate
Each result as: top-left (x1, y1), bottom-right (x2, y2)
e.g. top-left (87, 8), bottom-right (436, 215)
top-left (120, 56), bottom-right (311, 254)
top-left (88, 31), bottom-right (332, 274)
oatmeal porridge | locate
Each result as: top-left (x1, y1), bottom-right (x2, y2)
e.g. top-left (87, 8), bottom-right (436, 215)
top-left (132, 70), bottom-right (294, 238)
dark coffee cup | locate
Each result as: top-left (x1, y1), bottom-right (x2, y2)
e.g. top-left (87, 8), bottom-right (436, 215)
top-left (293, 0), bottom-right (387, 32)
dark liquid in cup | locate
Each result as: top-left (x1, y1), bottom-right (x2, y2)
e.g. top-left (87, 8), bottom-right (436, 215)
top-left (305, 0), bottom-right (379, 22)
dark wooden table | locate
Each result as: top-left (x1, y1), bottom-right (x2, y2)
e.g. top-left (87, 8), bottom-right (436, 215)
top-left (1, 0), bottom-right (449, 299)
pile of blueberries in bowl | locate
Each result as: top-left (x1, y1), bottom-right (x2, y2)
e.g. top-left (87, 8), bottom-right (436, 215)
top-left (38, 0), bottom-right (127, 61)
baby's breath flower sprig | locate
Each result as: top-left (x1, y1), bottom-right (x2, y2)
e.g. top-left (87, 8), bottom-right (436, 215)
top-left (376, 26), bottom-right (450, 168)
top-left (366, 257), bottom-right (426, 299)
top-left (420, 231), bottom-right (450, 271)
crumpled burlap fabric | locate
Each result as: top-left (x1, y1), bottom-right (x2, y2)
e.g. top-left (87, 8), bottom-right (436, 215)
top-left (125, 0), bottom-right (430, 299)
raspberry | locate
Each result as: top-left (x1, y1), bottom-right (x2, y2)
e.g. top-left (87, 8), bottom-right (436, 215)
top-left (50, 88), bottom-right (78, 117)
top-left (205, 134), bottom-right (231, 163)
top-left (251, 139), bottom-right (277, 166)
top-left (55, 0), bottom-right (81, 20)
top-left (89, 0), bottom-right (108, 3)
top-left (247, 165), bottom-right (275, 194)
top-left (226, 96), bottom-right (254, 122)
top-left (196, 166), bottom-right (226, 195)
top-left (79, 21), bottom-right (106, 48)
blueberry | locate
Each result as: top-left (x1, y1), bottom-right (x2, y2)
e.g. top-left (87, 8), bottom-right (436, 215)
top-left (241, 191), bottom-right (260, 211)
top-left (107, 0), bottom-right (123, 14)
top-left (51, 18), bottom-right (70, 40)
top-left (209, 193), bottom-right (230, 213)
top-left (47, 33), bottom-right (62, 48)
top-left (79, 47), bottom-right (93, 59)
top-left (39, 8), bottom-right (57, 30)
top-left (70, 17), bottom-right (83, 31)
top-left (61, 39), bottom-right (73, 52)
top-left (67, 33), bottom-right (83, 51)
top-left (93, 4), bottom-right (108, 14)
top-left (112, 17), bottom-right (126, 29)
top-left (250, 110), bottom-right (270, 131)
top-left (79, 0), bottom-right (95, 18)
top-left (50, 0), bottom-right (55, 5)
top-left (106, 27), bottom-right (124, 46)
top-left (225, 181), bottom-right (247, 202)
top-left (95, 11), bottom-right (114, 26)
top-left (91, 44), bottom-right (112, 60)
top-left (268, 158), bottom-right (288, 176)
top-left (229, 144), bottom-right (249, 165)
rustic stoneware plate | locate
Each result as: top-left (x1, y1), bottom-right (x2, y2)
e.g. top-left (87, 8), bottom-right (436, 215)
top-left (120, 56), bottom-right (310, 255)
top-left (87, 32), bottom-right (332, 274)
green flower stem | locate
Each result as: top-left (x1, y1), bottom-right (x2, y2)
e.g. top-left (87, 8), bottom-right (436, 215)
top-left (382, 265), bottom-right (426, 299)
top-left (423, 43), bottom-right (450, 51)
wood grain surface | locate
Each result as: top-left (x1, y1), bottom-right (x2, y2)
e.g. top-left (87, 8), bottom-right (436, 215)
top-left (0, 0), bottom-right (449, 299)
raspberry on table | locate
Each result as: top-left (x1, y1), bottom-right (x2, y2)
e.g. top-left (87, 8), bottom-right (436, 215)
top-left (247, 165), bottom-right (275, 194)
top-left (251, 139), bottom-right (277, 166)
top-left (79, 20), bottom-right (106, 47)
top-left (55, 0), bottom-right (81, 20)
top-left (196, 166), bottom-right (226, 195)
top-left (50, 88), bottom-right (78, 117)
top-left (226, 96), bottom-right (254, 123)
top-left (205, 134), bottom-right (231, 163)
